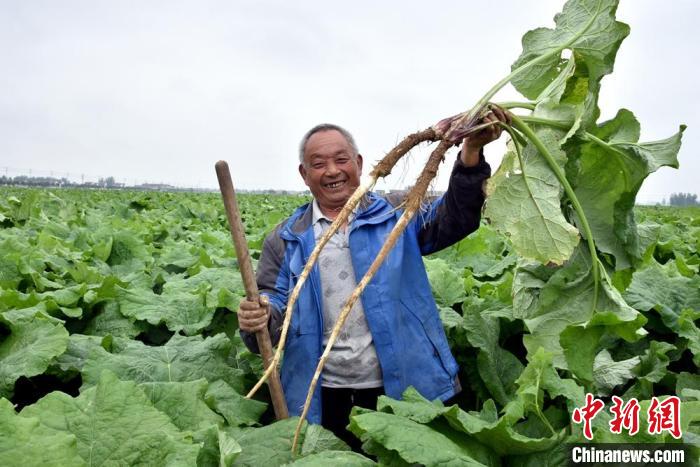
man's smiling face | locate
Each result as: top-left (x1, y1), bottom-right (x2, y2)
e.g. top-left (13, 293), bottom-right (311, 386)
top-left (299, 129), bottom-right (363, 217)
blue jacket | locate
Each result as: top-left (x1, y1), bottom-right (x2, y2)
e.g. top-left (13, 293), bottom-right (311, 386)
top-left (243, 154), bottom-right (490, 423)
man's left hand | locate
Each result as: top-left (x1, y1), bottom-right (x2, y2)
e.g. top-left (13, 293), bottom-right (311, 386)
top-left (461, 105), bottom-right (511, 167)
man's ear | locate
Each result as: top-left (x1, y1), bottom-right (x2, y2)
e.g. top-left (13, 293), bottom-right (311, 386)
top-left (298, 164), bottom-right (307, 183)
top-left (356, 154), bottom-right (363, 174)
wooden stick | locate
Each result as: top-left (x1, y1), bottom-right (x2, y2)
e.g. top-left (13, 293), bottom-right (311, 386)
top-left (215, 160), bottom-right (289, 420)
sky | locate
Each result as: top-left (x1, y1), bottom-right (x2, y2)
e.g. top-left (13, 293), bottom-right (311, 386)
top-left (1, 0), bottom-right (697, 203)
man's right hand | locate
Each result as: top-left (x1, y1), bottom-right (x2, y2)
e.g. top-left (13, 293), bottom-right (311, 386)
top-left (238, 295), bottom-right (270, 333)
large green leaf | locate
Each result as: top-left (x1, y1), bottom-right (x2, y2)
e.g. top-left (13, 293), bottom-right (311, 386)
top-left (431, 224), bottom-right (516, 278)
top-left (204, 379), bottom-right (267, 427)
top-left (592, 349), bottom-right (639, 394)
top-left (486, 128), bottom-right (580, 265)
top-left (81, 333), bottom-right (246, 393)
top-left (444, 400), bottom-right (562, 456)
top-left (573, 111), bottom-right (685, 269)
top-left (559, 324), bottom-right (603, 383)
top-left (20, 370), bottom-right (200, 466)
top-left (193, 425), bottom-right (242, 467)
top-left (512, 348), bottom-right (584, 416)
top-left (462, 303), bottom-right (523, 405)
top-left (83, 300), bottom-right (143, 338)
top-left (283, 450), bottom-right (375, 466)
top-left (377, 387), bottom-right (562, 456)
top-left (0, 304), bottom-right (69, 398)
top-left (516, 247), bottom-right (644, 366)
top-left (0, 398), bottom-right (85, 467)
top-left (424, 258), bottom-right (467, 307)
top-left (0, 244), bottom-right (23, 289)
top-left (624, 258), bottom-right (700, 333)
top-left (678, 309), bottom-right (700, 366)
top-left (678, 372), bottom-right (700, 402)
top-left (511, 0), bottom-right (629, 100)
top-left (139, 379), bottom-right (224, 431)
top-left (164, 267), bottom-right (245, 310)
top-left (349, 409), bottom-right (494, 467)
top-left (53, 333), bottom-right (110, 373)
top-left (115, 284), bottom-right (213, 335)
top-left (229, 417), bottom-right (349, 467)
top-left (375, 386), bottom-right (449, 423)
top-left (624, 341), bottom-right (676, 399)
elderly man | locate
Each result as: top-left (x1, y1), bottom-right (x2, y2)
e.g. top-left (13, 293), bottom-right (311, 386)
top-left (239, 108), bottom-right (509, 449)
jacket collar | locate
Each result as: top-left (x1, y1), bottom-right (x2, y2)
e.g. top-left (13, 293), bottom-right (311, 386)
top-left (280, 192), bottom-right (393, 240)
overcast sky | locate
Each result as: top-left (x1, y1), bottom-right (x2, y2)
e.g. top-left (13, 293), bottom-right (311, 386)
top-left (1, 0), bottom-right (697, 203)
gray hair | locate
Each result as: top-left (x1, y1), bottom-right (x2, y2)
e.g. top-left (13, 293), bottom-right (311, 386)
top-left (298, 123), bottom-right (359, 164)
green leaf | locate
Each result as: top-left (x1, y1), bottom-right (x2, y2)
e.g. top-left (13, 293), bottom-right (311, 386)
top-left (106, 231), bottom-right (150, 267)
top-left (560, 324), bottom-right (603, 383)
top-left (218, 428), bottom-right (243, 466)
top-left (83, 300), bottom-right (143, 338)
top-left (378, 388), bottom-right (562, 456)
top-left (424, 258), bottom-right (467, 307)
top-left (438, 306), bottom-right (463, 331)
top-left (573, 112), bottom-right (685, 269)
top-left (592, 349), bottom-right (639, 394)
top-left (677, 372), bottom-right (700, 402)
top-left (53, 333), bottom-right (110, 373)
top-left (0, 246), bottom-right (23, 289)
top-left (511, 0), bottom-right (629, 100)
top-left (485, 129), bottom-right (580, 265)
top-left (623, 341), bottom-right (676, 400)
top-left (81, 333), bottom-right (246, 394)
top-left (193, 425), bottom-right (242, 467)
top-left (518, 247), bottom-right (644, 367)
top-left (115, 284), bottom-right (213, 336)
top-left (624, 258), bottom-right (700, 333)
top-left (443, 400), bottom-right (562, 456)
top-left (348, 410), bottom-right (495, 467)
top-left (229, 417), bottom-right (349, 467)
top-left (0, 303), bottom-right (69, 398)
top-left (204, 379), bottom-right (267, 427)
top-left (376, 386), bottom-right (448, 423)
top-left (462, 302), bottom-right (524, 405)
top-left (283, 450), bottom-right (376, 466)
top-left (431, 225), bottom-right (516, 278)
top-left (164, 267), bottom-right (245, 310)
top-left (157, 239), bottom-right (201, 272)
top-left (20, 370), bottom-right (200, 466)
top-left (678, 309), bottom-right (700, 366)
top-left (514, 348), bottom-right (584, 414)
top-left (0, 398), bottom-right (85, 467)
top-left (139, 379), bottom-right (224, 431)
top-left (635, 341), bottom-right (675, 384)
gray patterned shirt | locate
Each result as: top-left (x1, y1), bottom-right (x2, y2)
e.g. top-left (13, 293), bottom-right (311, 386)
top-left (312, 200), bottom-right (383, 388)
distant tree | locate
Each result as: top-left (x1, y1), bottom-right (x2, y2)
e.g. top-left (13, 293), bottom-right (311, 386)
top-left (669, 192), bottom-right (698, 206)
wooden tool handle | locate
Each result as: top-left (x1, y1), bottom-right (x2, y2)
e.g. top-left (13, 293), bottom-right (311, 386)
top-left (215, 160), bottom-right (289, 420)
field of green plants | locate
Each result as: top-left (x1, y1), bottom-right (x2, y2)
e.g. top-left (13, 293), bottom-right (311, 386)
top-left (0, 187), bottom-right (698, 466)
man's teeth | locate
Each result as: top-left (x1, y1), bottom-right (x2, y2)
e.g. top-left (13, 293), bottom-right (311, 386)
top-left (326, 181), bottom-right (344, 188)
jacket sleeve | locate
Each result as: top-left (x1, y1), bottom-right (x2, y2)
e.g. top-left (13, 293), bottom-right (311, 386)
top-left (414, 149), bottom-right (491, 255)
top-left (240, 226), bottom-right (288, 354)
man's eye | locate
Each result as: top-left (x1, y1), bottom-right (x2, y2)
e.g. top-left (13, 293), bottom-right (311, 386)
top-left (312, 164), bottom-right (325, 170)
top-left (336, 158), bottom-right (349, 164)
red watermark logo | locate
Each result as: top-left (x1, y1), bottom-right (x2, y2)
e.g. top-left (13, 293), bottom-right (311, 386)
top-left (572, 394), bottom-right (681, 440)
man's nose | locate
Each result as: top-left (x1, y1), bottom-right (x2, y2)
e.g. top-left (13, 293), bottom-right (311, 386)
top-left (325, 161), bottom-right (340, 176)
